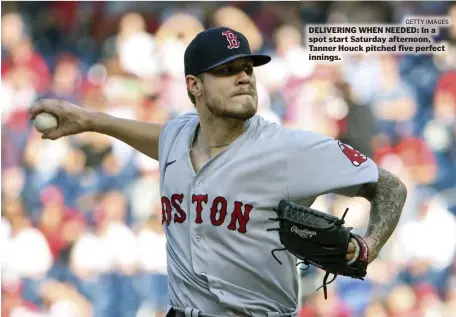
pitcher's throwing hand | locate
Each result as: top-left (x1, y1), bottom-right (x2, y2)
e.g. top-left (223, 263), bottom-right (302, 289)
top-left (30, 99), bottom-right (92, 140)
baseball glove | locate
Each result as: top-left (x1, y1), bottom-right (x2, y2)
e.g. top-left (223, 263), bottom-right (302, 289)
top-left (267, 199), bottom-right (369, 299)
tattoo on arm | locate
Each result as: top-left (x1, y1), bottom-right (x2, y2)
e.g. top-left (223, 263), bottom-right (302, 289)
top-left (356, 167), bottom-right (407, 253)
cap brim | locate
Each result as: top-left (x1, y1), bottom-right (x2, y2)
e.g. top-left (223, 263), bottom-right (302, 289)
top-left (199, 54), bottom-right (271, 74)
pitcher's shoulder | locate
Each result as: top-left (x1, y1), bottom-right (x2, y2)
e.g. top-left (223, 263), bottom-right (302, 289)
top-left (250, 115), bottom-right (301, 141)
top-left (250, 115), bottom-right (283, 138)
top-left (165, 111), bottom-right (199, 129)
top-left (250, 116), bottom-right (336, 150)
top-left (160, 111), bottom-right (198, 137)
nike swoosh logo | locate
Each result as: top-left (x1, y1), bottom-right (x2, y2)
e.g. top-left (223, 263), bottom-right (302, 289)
top-left (165, 160), bottom-right (176, 170)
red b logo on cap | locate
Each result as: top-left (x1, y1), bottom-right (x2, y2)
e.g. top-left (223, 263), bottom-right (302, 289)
top-left (222, 30), bottom-right (240, 49)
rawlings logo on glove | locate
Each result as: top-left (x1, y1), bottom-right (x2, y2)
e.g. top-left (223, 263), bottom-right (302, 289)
top-left (290, 226), bottom-right (317, 239)
top-left (267, 200), bottom-right (369, 299)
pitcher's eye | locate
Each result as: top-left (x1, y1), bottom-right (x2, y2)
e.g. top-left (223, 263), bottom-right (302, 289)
top-left (212, 66), bottom-right (233, 75)
top-left (211, 63), bottom-right (253, 76)
top-left (243, 64), bottom-right (253, 74)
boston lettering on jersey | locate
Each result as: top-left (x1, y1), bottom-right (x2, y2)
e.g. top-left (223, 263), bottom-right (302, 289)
top-left (161, 194), bottom-right (253, 233)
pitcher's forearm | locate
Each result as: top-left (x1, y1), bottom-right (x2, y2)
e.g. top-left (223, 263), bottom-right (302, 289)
top-left (356, 167), bottom-right (407, 259)
top-left (90, 112), bottom-right (164, 161)
top-left (365, 169), bottom-right (407, 253)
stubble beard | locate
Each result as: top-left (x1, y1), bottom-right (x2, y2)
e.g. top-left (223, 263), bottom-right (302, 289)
top-left (206, 95), bottom-right (257, 121)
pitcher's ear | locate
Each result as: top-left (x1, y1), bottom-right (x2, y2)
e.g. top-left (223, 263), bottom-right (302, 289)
top-left (186, 74), bottom-right (203, 98)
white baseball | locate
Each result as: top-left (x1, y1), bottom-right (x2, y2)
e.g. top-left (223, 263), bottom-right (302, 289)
top-left (33, 113), bottom-right (59, 133)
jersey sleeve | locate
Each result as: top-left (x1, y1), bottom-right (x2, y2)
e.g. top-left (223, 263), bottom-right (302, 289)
top-left (285, 130), bottom-right (379, 200)
top-left (158, 111), bottom-right (198, 163)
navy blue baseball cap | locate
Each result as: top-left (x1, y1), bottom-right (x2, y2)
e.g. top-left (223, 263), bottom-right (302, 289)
top-left (184, 27), bottom-right (271, 76)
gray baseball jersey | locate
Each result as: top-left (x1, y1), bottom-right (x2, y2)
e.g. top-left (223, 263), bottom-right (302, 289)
top-left (158, 112), bottom-right (378, 316)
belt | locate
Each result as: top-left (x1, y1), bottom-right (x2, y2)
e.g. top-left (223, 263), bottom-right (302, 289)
top-left (169, 307), bottom-right (297, 317)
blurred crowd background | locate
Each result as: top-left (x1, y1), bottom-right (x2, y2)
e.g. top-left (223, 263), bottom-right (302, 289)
top-left (2, 1), bottom-right (456, 317)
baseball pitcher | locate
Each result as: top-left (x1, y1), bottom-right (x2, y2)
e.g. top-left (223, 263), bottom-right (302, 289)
top-left (30, 27), bottom-right (407, 317)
